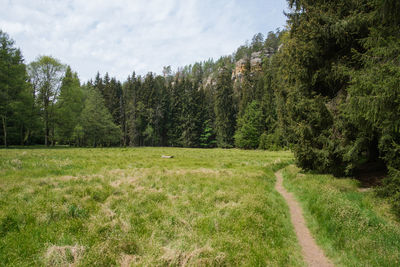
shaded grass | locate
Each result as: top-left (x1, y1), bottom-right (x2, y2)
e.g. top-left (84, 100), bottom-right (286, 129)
top-left (282, 165), bottom-right (400, 267)
top-left (0, 147), bottom-right (303, 266)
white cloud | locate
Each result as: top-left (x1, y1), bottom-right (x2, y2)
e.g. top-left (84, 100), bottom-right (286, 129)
top-left (0, 0), bottom-right (288, 81)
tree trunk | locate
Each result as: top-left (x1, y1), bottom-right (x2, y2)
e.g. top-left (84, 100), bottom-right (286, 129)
top-left (25, 129), bottom-right (30, 146)
top-left (20, 125), bottom-right (24, 146)
top-left (45, 109), bottom-right (49, 146)
top-left (1, 115), bottom-right (7, 147)
top-left (51, 125), bottom-right (55, 146)
top-left (45, 121), bottom-right (49, 146)
top-left (45, 96), bottom-right (49, 146)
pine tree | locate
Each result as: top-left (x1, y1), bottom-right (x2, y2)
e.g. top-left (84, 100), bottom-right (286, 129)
top-left (214, 67), bottom-right (236, 148)
top-left (234, 101), bottom-right (264, 149)
top-left (167, 75), bottom-right (185, 146)
top-left (346, 0), bottom-right (400, 215)
top-left (0, 30), bottom-right (33, 146)
top-left (123, 73), bottom-right (141, 146)
top-left (277, 0), bottom-right (374, 174)
top-left (102, 73), bottom-right (122, 126)
top-left (180, 78), bottom-right (202, 147)
top-left (80, 86), bottom-right (120, 147)
top-left (56, 66), bottom-right (83, 145)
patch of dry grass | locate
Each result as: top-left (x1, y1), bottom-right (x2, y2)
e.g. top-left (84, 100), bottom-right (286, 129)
top-left (45, 245), bottom-right (85, 266)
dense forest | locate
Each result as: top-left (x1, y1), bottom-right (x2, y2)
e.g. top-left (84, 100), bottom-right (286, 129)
top-left (1, 0), bottom-right (399, 214)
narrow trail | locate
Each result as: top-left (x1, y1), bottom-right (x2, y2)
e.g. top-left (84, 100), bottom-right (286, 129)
top-left (274, 171), bottom-right (333, 267)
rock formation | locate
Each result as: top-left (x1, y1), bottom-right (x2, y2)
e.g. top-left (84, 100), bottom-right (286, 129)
top-left (232, 47), bottom-right (276, 83)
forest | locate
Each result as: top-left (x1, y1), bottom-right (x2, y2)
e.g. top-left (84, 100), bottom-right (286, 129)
top-left (1, 0), bottom-right (400, 215)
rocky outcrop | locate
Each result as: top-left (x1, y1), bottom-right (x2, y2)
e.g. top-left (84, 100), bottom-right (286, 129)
top-left (202, 47), bottom-right (278, 90)
top-left (232, 58), bottom-right (247, 80)
top-left (250, 52), bottom-right (262, 72)
top-left (232, 47), bottom-right (276, 82)
top-left (204, 73), bottom-right (217, 87)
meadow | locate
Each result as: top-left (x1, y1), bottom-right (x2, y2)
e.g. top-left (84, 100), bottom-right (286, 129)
top-left (0, 147), bottom-right (302, 266)
top-left (1, 147), bottom-right (400, 266)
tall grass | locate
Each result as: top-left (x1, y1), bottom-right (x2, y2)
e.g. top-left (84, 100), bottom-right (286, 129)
top-left (0, 147), bottom-right (303, 266)
top-left (282, 165), bottom-right (400, 267)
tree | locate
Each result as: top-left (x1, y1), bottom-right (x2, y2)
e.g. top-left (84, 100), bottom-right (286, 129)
top-left (276, 0), bottom-right (374, 175)
top-left (234, 101), bottom-right (264, 149)
top-left (180, 78), bottom-right (202, 147)
top-left (199, 119), bottom-right (217, 148)
top-left (264, 31), bottom-right (281, 51)
top-left (214, 67), bottom-right (236, 148)
top-left (80, 86), bottom-right (120, 147)
top-left (28, 56), bottom-right (65, 146)
top-left (141, 73), bottom-right (167, 146)
top-left (251, 33), bottom-right (264, 52)
top-left (167, 75), bottom-right (185, 146)
top-left (123, 73), bottom-right (141, 146)
top-left (0, 30), bottom-right (31, 147)
top-left (101, 73), bottom-right (123, 127)
top-left (346, 0), bottom-right (400, 215)
top-left (56, 66), bottom-right (84, 145)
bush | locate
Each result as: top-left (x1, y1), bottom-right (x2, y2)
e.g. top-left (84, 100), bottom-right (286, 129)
top-left (234, 101), bottom-right (263, 149)
top-left (258, 132), bottom-right (282, 151)
top-left (378, 168), bottom-right (400, 217)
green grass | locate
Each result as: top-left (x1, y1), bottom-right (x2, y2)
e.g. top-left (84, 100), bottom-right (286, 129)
top-left (0, 147), bottom-right (302, 266)
top-left (282, 165), bottom-right (400, 267)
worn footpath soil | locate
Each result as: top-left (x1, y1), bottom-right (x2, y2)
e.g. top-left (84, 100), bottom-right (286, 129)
top-left (275, 171), bottom-right (334, 267)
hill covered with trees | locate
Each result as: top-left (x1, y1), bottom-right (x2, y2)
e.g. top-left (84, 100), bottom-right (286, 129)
top-left (1, 0), bottom-right (399, 215)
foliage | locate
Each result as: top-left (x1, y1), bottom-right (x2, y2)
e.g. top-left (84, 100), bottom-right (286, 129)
top-left (234, 101), bottom-right (264, 149)
top-left (379, 168), bottom-right (400, 218)
top-left (259, 132), bottom-right (283, 151)
top-left (344, 2), bottom-right (400, 214)
top-left (214, 67), bottom-right (236, 148)
top-left (276, 0), bottom-right (400, 214)
top-left (79, 86), bottom-right (120, 147)
top-left (275, 0), bottom-right (376, 175)
top-left (2, 28), bottom-right (285, 150)
top-left (199, 119), bottom-right (217, 148)
top-left (0, 30), bottom-right (33, 147)
top-left (28, 55), bottom-right (65, 146)
top-left (56, 66), bottom-right (83, 145)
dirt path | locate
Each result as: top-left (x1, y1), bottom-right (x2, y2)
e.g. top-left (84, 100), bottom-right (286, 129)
top-left (275, 171), bottom-right (333, 267)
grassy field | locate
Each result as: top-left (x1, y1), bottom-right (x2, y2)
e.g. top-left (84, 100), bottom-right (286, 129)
top-left (282, 165), bottom-right (400, 267)
top-left (0, 147), bottom-right (303, 266)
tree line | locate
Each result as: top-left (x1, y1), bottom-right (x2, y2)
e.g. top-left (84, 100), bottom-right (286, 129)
top-left (1, 0), bottom-right (399, 214)
top-left (0, 28), bottom-right (283, 150)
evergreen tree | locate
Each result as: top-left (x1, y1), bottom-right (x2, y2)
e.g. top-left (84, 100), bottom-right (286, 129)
top-left (277, 0), bottom-right (374, 174)
top-left (167, 75), bottom-right (185, 146)
top-left (80, 86), bottom-right (120, 147)
top-left (214, 67), bottom-right (236, 148)
top-left (199, 119), bottom-right (216, 148)
top-left (234, 101), bottom-right (264, 149)
top-left (56, 66), bottom-right (83, 145)
top-left (180, 78), bottom-right (202, 147)
top-left (0, 30), bottom-right (32, 147)
top-left (346, 0), bottom-right (400, 215)
top-left (123, 73), bottom-right (142, 146)
top-left (251, 33), bottom-right (264, 52)
top-left (141, 73), bottom-right (167, 146)
top-left (102, 73), bottom-right (122, 127)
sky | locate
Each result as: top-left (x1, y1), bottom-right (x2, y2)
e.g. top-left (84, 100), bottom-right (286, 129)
top-left (0, 0), bottom-right (288, 82)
